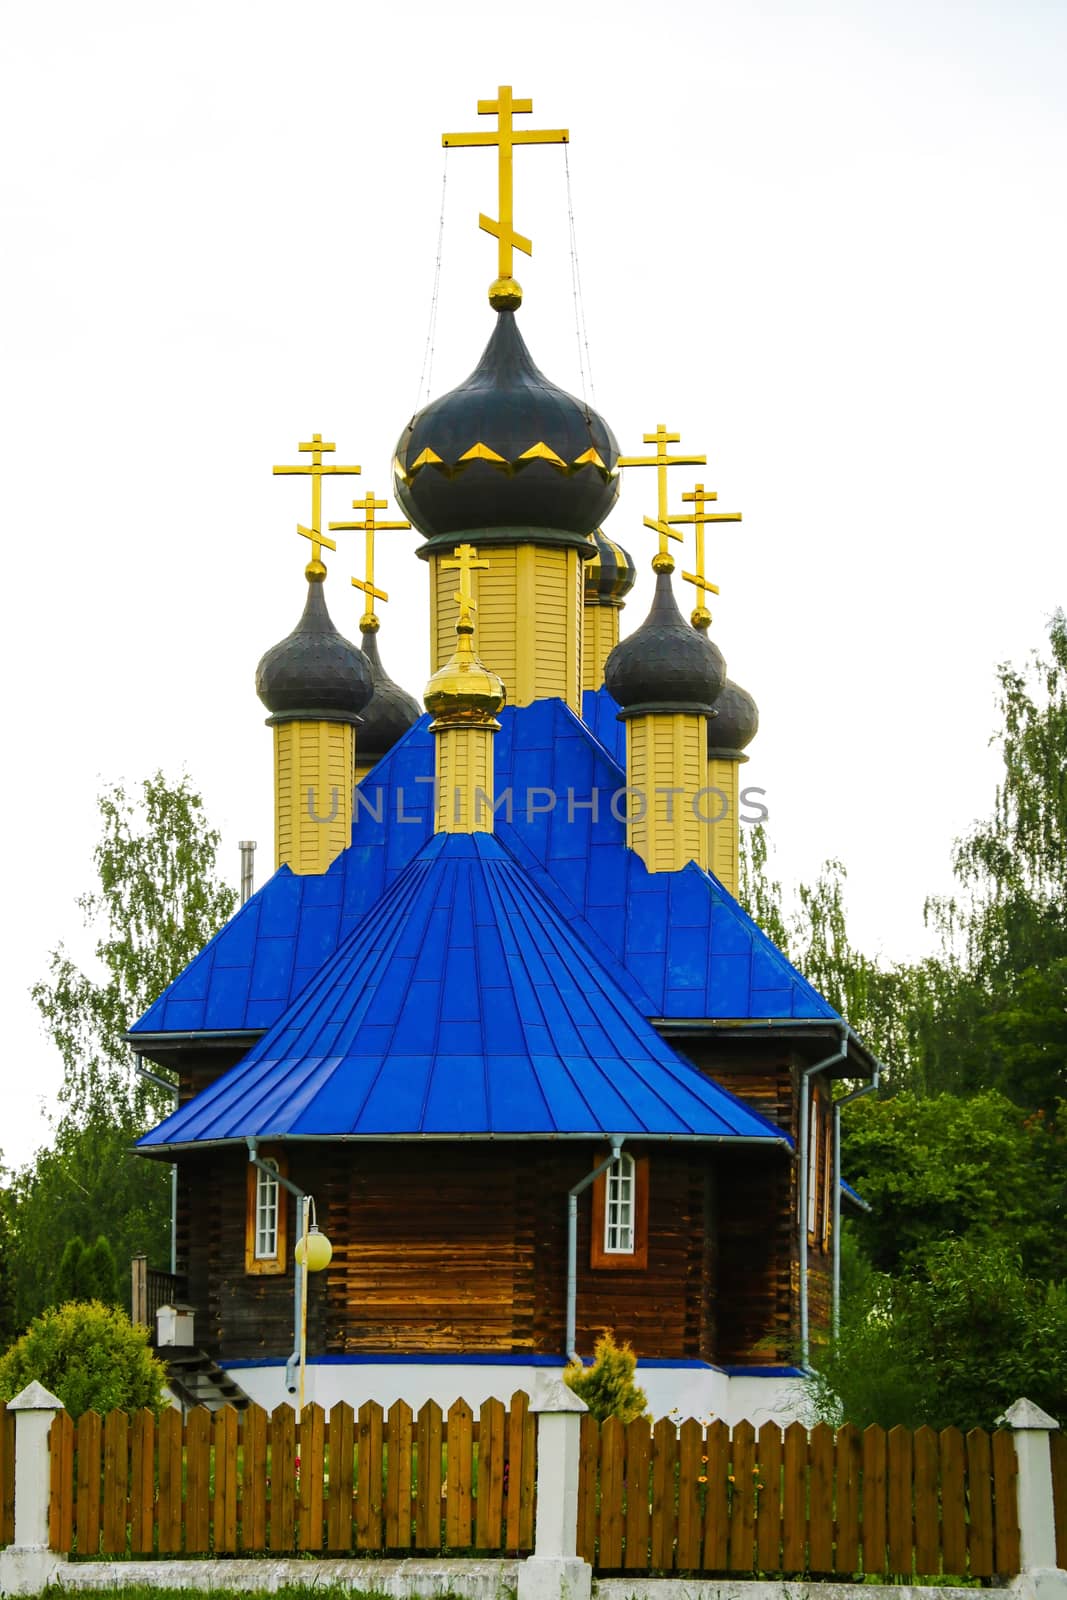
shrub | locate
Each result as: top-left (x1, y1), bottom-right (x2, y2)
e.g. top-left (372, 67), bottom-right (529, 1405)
top-left (564, 1329), bottom-right (648, 1422)
top-left (0, 1300), bottom-right (167, 1417)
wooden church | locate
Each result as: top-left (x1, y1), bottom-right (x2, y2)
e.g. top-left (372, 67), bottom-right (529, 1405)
top-left (131, 87), bottom-right (879, 1423)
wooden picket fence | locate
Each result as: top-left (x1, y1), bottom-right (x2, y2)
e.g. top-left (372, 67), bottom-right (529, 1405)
top-left (47, 1395), bottom-right (535, 1557)
top-left (0, 1402), bottom-right (13, 1548)
top-left (577, 1415), bottom-right (1023, 1579)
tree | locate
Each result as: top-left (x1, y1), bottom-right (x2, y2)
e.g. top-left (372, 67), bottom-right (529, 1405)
top-left (0, 1301), bottom-right (168, 1419)
top-left (0, 1179), bottom-right (17, 1348)
top-left (54, 1236), bottom-right (119, 1308)
top-left (564, 1330), bottom-right (649, 1422)
top-left (6, 773), bottom-right (237, 1331)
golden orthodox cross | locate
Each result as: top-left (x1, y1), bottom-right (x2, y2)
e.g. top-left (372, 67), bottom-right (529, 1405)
top-left (442, 542), bottom-right (490, 631)
top-left (443, 86), bottom-right (568, 295)
top-left (329, 491), bottom-right (411, 629)
top-left (273, 435), bottom-right (361, 574)
top-left (618, 424), bottom-right (706, 568)
top-left (669, 481), bottom-right (741, 630)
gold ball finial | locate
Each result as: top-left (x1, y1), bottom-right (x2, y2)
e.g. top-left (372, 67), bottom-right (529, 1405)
top-left (489, 276), bottom-right (523, 311)
top-left (651, 551), bottom-right (676, 575)
top-left (360, 612), bottom-right (380, 634)
top-left (691, 606), bottom-right (712, 632)
top-left (305, 558), bottom-right (327, 583)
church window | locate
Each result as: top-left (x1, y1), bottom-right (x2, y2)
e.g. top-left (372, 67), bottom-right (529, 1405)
top-left (245, 1149), bottom-right (288, 1275)
top-left (256, 1162), bottom-right (280, 1258)
top-left (807, 1093), bottom-right (821, 1239)
top-left (591, 1152), bottom-right (649, 1269)
top-left (605, 1153), bottom-right (636, 1252)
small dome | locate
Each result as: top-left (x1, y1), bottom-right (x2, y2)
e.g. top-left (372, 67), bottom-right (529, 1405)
top-left (605, 570), bottom-right (727, 716)
top-left (395, 309), bottom-right (620, 551)
top-left (707, 678), bottom-right (759, 757)
top-left (424, 621), bottom-right (506, 723)
top-left (585, 528), bottom-right (637, 606)
top-left (256, 576), bottom-right (372, 721)
top-left (357, 627), bottom-right (422, 760)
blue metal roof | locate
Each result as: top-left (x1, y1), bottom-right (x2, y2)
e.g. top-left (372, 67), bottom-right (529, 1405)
top-left (138, 832), bottom-right (790, 1150)
top-left (132, 697), bottom-right (836, 1041)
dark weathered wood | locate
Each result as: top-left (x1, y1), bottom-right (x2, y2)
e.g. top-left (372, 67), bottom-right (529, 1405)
top-left (886, 1424), bottom-right (913, 1576)
top-left (702, 1418), bottom-right (729, 1571)
top-left (415, 1400), bottom-right (442, 1550)
top-left (781, 1420), bottom-right (807, 1572)
top-left (185, 1406), bottom-right (211, 1553)
top-left (992, 1429), bottom-right (1020, 1576)
top-left (939, 1427), bottom-right (967, 1576)
top-left (650, 1416), bottom-right (678, 1571)
top-left (728, 1420), bottom-right (757, 1573)
top-left (476, 1397), bottom-right (505, 1551)
top-left (676, 1418), bottom-right (704, 1570)
top-left (129, 1409), bottom-right (155, 1555)
top-left (157, 1406), bottom-right (183, 1554)
top-left (386, 1400), bottom-right (413, 1550)
top-left (75, 1410), bottom-right (102, 1557)
top-left (269, 1404), bottom-right (296, 1552)
top-left (599, 1416), bottom-right (625, 1569)
top-left (48, 1410), bottom-right (75, 1553)
top-left (913, 1424), bottom-right (939, 1575)
top-left (1051, 1429), bottom-right (1067, 1571)
top-left (576, 1412), bottom-right (599, 1565)
top-left (966, 1428), bottom-right (994, 1576)
top-left (861, 1424), bottom-right (887, 1576)
top-left (755, 1421), bottom-right (782, 1574)
top-left (624, 1419), bottom-right (651, 1570)
top-left (212, 1406), bottom-right (239, 1554)
top-left (834, 1423), bottom-right (860, 1575)
top-left (240, 1404), bottom-right (267, 1552)
top-left (326, 1401), bottom-right (354, 1551)
top-left (807, 1421), bottom-right (834, 1573)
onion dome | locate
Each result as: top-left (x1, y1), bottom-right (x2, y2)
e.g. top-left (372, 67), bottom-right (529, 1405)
top-left (585, 528), bottom-right (637, 606)
top-left (605, 571), bottom-right (727, 717)
top-left (256, 574), bottom-right (372, 723)
top-left (395, 309), bottom-right (620, 554)
top-left (357, 623), bottom-right (422, 759)
top-left (707, 678), bottom-right (759, 759)
top-left (424, 617), bottom-right (506, 724)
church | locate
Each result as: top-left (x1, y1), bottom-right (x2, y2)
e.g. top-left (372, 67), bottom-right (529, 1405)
top-left (130, 87), bottom-right (879, 1425)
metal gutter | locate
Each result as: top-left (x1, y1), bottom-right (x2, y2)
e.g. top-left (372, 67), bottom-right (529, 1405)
top-left (138, 1129), bottom-right (794, 1158)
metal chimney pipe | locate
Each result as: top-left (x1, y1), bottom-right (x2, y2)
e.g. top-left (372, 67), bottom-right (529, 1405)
top-left (239, 840), bottom-right (256, 904)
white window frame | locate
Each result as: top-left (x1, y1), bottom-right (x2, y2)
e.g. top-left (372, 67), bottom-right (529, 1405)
top-left (255, 1158), bottom-right (281, 1261)
top-left (604, 1152), bottom-right (637, 1254)
top-left (807, 1094), bottom-right (820, 1236)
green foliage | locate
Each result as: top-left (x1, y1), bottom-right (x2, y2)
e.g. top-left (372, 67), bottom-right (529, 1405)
top-left (0, 1180), bottom-right (17, 1348)
top-left (0, 1300), bottom-right (168, 1418)
top-left (54, 1235), bottom-right (120, 1307)
top-left (812, 1236), bottom-right (1067, 1430)
top-left (564, 1329), bottom-right (648, 1423)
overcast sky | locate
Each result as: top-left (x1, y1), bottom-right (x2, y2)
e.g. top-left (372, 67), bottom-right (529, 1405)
top-left (1, 0), bottom-right (1064, 1171)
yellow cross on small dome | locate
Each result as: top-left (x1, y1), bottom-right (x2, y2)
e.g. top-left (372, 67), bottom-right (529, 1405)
top-left (272, 434), bottom-right (361, 580)
top-left (669, 481), bottom-right (741, 631)
top-left (618, 424), bottom-right (706, 571)
top-left (441, 542), bottom-right (490, 633)
top-left (328, 490), bottom-right (411, 632)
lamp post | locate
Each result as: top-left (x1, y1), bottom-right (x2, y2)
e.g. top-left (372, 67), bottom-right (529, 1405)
top-left (293, 1197), bottom-right (333, 1413)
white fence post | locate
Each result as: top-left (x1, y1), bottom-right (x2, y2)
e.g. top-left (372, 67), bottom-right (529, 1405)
top-left (1001, 1397), bottom-right (1067, 1600)
top-left (0, 1380), bottom-right (65, 1596)
top-left (517, 1380), bottom-right (591, 1600)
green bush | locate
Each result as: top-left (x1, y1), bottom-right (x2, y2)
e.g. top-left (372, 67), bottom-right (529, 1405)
top-left (564, 1330), bottom-right (648, 1422)
top-left (0, 1300), bottom-right (167, 1418)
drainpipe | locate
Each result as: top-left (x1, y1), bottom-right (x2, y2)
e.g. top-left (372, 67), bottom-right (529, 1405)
top-left (566, 1137), bottom-right (623, 1362)
top-left (247, 1137), bottom-right (309, 1395)
top-left (135, 1053), bottom-right (179, 1276)
top-left (798, 1031), bottom-right (847, 1371)
top-left (832, 1063), bottom-right (880, 1339)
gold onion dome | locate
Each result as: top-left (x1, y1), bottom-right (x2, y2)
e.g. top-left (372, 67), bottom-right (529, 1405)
top-left (424, 620), bottom-right (506, 723)
top-left (585, 528), bottom-right (637, 605)
top-left (256, 575), bottom-right (372, 722)
top-left (357, 625), bottom-right (422, 761)
top-left (706, 678), bottom-right (759, 758)
top-left (605, 570), bottom-right (726, 716)
top-left (394, 308), bottom-right (621, 553)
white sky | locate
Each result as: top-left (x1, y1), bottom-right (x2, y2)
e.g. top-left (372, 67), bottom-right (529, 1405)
top-left (1, 0), bottom-right (1065, 1171)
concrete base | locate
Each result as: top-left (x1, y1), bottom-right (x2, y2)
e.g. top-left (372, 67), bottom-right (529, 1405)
top-left (0, 1545), bottom-right (64, 1596)
top-left (520, 1557), bottom-right (592, 1600)
top-left (0, 1557), bottom-right (518, 1597)
top-left (1011, 1570), bottom-right (1067, 1600)
top-left (594, 1586), bottom-right (1015, 1600)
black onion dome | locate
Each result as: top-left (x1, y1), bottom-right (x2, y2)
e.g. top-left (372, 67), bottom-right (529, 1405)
top-left (585, 528), bottom-right (637, 605)
top-left (707, 678), bottom-right (759, 757)
top-left (395, 309), bottom-right (620, 552)
top-left (357, 628), bottom-right (422, 759)
top-left (605, 571), bottom-right (727, 716)
top-left (256, 578), bottom-right (372, 722)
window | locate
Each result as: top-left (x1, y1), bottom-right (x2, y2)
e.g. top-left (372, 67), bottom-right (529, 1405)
top-left (807, 1093), bottom-right (820, 1238)
top-left (244, 1149), bottom-right (288, 1274)
top-left (591, 1153), bottom-right (649, 1269)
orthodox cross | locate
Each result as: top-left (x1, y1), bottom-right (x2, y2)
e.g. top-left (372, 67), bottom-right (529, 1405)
top-left (442, 542), bottom-right (490, 631)
top-left (329, 491), bottom-right (411, 630)
top-left (618, 424), bottom-right (706, 569)
top-left (669, 481), bottom-right (741, 631)
top-left (273, 434), bottom-right (361, 575)
top-left (443, 86), bottom-right (568, 294)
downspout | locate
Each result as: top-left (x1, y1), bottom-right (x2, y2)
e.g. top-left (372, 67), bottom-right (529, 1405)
top-left (247, 1137), bottom-right (308, 1394)
top-left (798, 1031), bottom-right (847, 1371)
top-left (566, 1137), bottom-right (623, 1362)
top-left (135, 1053), bottom-right (179, 1276)
top-left (832, 1058), bottom-right (880, 1339)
